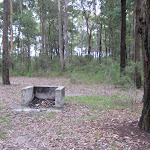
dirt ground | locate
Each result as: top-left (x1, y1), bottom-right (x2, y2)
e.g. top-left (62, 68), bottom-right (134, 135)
top-left (0, 77), bottom-right (150, 150)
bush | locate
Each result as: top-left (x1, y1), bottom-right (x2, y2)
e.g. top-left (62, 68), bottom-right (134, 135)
top-left (9, 55), bottom-right (143, 88)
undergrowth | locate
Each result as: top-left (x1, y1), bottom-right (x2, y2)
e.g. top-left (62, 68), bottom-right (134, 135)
top-left (66, 94), bottom-right (134, 111)
top-left (8, 56), bottom-right (143, 88)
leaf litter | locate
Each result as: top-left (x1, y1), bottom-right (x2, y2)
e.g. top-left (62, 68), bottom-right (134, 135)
top-left (0, 77), bottom-right (149, 150)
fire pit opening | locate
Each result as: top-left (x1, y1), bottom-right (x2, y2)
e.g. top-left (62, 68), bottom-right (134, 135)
top-left (21, 86), bottom-right (65, 108)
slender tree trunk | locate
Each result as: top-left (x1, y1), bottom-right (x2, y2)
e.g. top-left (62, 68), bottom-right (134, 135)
top-left (48, 22), bottom-right (52, 59)
top-left (58, 0), bottom-right (64, 70)
top-left (88, 32), bottom-right (91, 55)
top-left (108, 15), bottom-right (112, 56)
top-left (94, 0), bottom-right (102, 62)
top-left (80, 30), bottom-right (83, 56)
top-left (2, 0), bottom-right (10, 85)
top-left (21, 41), bottom-right (24, 66)
top-left (128, 21), bottom-right (131, 60)
top-left (10, 0), bottom-right (13, 70)
top-left (81, 0), bottom-right (93, 56)
top-left (108, 27), bottom-right (111, 55)
top-left (27, 34), bottom-right (31, 72)
top-left (99, 23), bottom-right (102, 62)
top-left (120, 0), bottom-right (127, 73)
top-left (104, 25), bottom-right (108, 57)
top-left (64, 0), bottom-right (69, 64)
top-left (41, 0), bottom-right (47, 53)
top-left (135, 0), bottom-right (142, 89)
top-left (53, 21), bottom-right (58, 57)
top-left (19, 0), bottom-right (24, 66)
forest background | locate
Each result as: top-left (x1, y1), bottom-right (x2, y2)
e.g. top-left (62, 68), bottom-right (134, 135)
top-left (0, 0), bottom-right (141, 89)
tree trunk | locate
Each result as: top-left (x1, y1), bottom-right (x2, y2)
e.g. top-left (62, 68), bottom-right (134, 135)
top-left (21, 41), bottom-right (24, 66)
top-left (88, 32), bottom-right (91, 55)
top-left (81, 0), bottom-right (93, 56)
top-left (139, 0), bottom-right (150, 132)
top-left (19, 0), bottom-right (24, 67)
top-left (80, 30), bottom-right (83, 56)
top-left (41, 0), bottom-right (47, 52)
top-left (104, 25), bottom-right (108, 57)
top-left (10, 0), bottom-right (13, 70)
top-left (58, 0), bottom-right (64, 70)
top-left (99, 23), bottom-right (102, 62)
top-left (120, 0), bottom-right (126, 73)
top-left (2, 0), bottom-right (10, 85)
top-left (135, 0), bottom-right (142, 89)
top-left (141, 32), bottom-right (148, 101)
top-left (64, 0), bottom-right (69, 64)
top-left (27, 33), bottom-right (31, 72)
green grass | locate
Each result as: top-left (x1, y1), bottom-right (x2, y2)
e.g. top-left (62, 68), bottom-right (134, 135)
top-left (0, 130), bottom-right (8, 139)
top-left (0, 115), bottom-right (12, 127)
top-left (66, 94), bottom-right (133, 111)
top-left (22, 120), bottom-right (29, 126)
top-left (45, 112), bottom-right (56, 120)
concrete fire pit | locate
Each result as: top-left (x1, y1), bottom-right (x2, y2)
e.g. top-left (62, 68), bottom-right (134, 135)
top-left (21, 86), bottom-right (65, 108)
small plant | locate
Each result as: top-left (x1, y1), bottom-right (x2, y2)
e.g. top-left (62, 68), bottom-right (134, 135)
top-left (0, 116), bottom-right (12, 127)
top-left (0, 130), bottom-right (8, 139)
top-left (22, 120), bottom-right (29, 126)
top-left (45, 112), bottom-right (56, 120)
top-left (34, 114), bottom-right (41, 120)
top-left (57, 127), bottom-right (62, 135)
top-left (90, 115), bottom-right (98, 122)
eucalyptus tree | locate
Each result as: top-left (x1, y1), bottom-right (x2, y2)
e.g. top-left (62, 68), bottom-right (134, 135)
top-left (38, 0), bottom-right (47, 53)
top-left (93, 0), bottom-right (102, 61)
top-left (120, 0), bottom-right (126, 73)
top-left (81, 0), bottom-right (95, 55)
top-left (46, 0), bottom-right (58, 58)
top-left (10, 0), bottom-right (14, 69)
top-left (139, 0), bottom-right (150, 132)
top-left (134, 0), bottom-right (141, 89)
top-left (3, 0), bottom-right (10, 85)
top-left (21, 10), bottom-right (38, 71)
top-left (101, 0), bottom-right (121, 58)
top-left (64, 0), bottom-right (69, 64)
top-left (126, 0), bottom-right (135, 61)
top-left (58, 0), bottom-right (64, 70)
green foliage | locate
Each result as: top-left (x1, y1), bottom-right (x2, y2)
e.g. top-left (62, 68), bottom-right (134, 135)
top-left (66, 94), bottom-right (133, 111)
top-left (9, 54), bottom-right (143, 89)
top-left (63, 57), bottom-right (140, 88)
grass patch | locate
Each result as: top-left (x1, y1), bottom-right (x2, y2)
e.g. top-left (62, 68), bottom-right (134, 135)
top-left (0, 115), bottom-right (12, 127)
top-left (66, 94), bottom-right (133, 111)
top-left (0, 130), bottom-right (8, 139)
top-left (45, 112), bottom-right (56, 120)
top-left (22, 120), bottom-right (29, 126)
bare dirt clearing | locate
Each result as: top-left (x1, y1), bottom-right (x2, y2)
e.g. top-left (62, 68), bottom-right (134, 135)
top-left (0, 77), bottom-right (150, 150)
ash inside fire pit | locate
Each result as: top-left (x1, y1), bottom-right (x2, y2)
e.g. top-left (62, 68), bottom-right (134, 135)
top-left (29, 97), bottom-right (55, 108)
